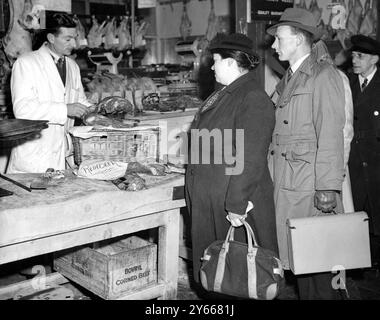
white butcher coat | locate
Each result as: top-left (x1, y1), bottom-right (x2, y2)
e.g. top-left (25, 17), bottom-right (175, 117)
top-left (7, 43), bottom-right (91, 173)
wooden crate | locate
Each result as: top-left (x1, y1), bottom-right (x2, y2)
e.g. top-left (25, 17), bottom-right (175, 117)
top-left (72, 127), bottom-right (160, 165)
top-left (53, 236), bottom-right (157, 300)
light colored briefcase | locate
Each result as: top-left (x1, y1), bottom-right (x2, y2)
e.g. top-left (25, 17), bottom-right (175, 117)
top-left (286, 212), bottom-right (371, 275)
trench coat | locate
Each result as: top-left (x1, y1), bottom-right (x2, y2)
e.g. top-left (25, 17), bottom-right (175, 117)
top-left (348, 69), bottom-right (380, 235)
top-left (7, 43), bottom-right (90, 173)
top-left (339, 70), bottom-right (354, 213)
top-left (185, 71), bottom-right (279, 283)
top-left (268, 55), bottom-right (346, 269)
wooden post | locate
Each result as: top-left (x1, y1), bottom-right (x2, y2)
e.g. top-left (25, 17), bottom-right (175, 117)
top-left (131, 0), bottom-right (135, 49)
top-left (377, 0), bottom-right (380, 42)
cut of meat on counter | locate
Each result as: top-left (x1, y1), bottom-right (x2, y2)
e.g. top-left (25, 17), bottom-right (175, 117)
top-left (82, 96), bottom-right (136, 127)
top-left (82, 113), bottom-right (134, 128)
top-left (112, 172), bottom-right (146, 191)
top-left (97, 96), bottom-right (134, 116)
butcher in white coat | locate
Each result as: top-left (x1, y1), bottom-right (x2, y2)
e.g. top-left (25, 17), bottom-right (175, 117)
top-left (7, 13), bottom-right (91, 173)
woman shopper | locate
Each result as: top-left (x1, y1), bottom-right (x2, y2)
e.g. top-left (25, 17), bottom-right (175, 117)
top-left (185, 33), bottom-right (279, 286)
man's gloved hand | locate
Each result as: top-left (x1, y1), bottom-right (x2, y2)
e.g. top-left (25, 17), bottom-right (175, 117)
top-left (314, 190), bottom-right (338, 213)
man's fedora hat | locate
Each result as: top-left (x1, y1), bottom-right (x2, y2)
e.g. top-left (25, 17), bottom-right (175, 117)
top-left (208, 33), bottom-right (258, 57)
top-left (350, 34), bottom-right (380, 56)
top-left (266, 8), bottom-right (324, 40)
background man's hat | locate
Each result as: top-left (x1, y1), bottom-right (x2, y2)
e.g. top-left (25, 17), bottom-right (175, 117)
top-left (350, 35), bottom-right (380, 56)
top-left (208, 33), bottom-right (257, 57)
top-left (266, 8), bottom-right (324, 40)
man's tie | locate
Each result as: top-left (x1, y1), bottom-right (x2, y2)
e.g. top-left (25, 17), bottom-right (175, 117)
top-left (361, 78), bottom-right (368, 92)
top-left (56, 57), bottom-right (66, 85)
top-left (286, 68), bottom-right (293, 84)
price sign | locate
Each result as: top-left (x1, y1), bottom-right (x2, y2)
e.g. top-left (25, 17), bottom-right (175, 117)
top-left (251, 0), bottom-right (294, 21)
top-left (138, 0), bottom-right (157, 9)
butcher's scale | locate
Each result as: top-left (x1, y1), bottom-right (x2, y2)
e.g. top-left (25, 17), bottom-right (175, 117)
top-left (87, 51), bottom-right (124, 74)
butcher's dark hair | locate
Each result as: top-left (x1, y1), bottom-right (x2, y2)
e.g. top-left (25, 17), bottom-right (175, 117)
top-left (46, 13), bottom-right (76, 36)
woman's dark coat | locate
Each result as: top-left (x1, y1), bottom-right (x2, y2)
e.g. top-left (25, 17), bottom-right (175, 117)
top-left (185, 71), bottom-right (279, 283)
top-left (348, 69), bottom-right (380, 235)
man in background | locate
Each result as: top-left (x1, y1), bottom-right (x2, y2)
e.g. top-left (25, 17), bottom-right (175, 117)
top-left (7, 13), bottom-right (90, 173)
top-left (348, 35), bottom-right (380, 269)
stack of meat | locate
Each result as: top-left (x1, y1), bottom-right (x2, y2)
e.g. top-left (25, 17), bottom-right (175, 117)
top-left (112, 162), bottom-right (171, 191)
top-left (142, 93), bottom-right (202, 112)
top-left (84, 72), bottom-right (157, 99)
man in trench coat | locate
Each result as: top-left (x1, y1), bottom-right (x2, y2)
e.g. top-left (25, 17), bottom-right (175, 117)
top-left (7, 13), bottom-right (90, 173)
top-left (267, 8), bottom-right (346, 299)
top-left (348, 35), bottom-right (380, 268)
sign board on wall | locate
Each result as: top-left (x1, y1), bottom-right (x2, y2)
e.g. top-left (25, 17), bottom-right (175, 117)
top-left (34, 0), bottom-right (71, 13)
top-left (251, 0), bottom-right (294, 21)
top-left (138, 0), bottom-right (157, 9)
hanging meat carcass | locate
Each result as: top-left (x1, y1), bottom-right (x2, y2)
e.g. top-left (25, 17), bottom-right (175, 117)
top-left (20, 0), bottom-right (44, 30)
top-left (104, 17), bottom-right (117, 50)
top-left (205, 0), bottom-right (219, 42)
top-left (346, 0), bottom-right (363, 35)
top-left (294, 0), bottom-right (307, 9)
top-left (134, 20), bottom-right (149, 48)
top-left (179, 1), bottom-right (192, 41)
top-left (118, 16), bottom-right (132, 51)
top-left (370, 0), bottom-right (378, 37)
top-left (87, 15), bottom-right (107, 48)
top-left (73, 15), bottom-right (87, 49)
top-left (2, 0), bottom-right (41, 65)
top-left (309, 0), bottom-right (323, 26)
top-left (359, 0), bottom-right (377, 37)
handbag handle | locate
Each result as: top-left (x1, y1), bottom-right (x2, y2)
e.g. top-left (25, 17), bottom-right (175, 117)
top-left (223, 221), bottom-right (259, 254)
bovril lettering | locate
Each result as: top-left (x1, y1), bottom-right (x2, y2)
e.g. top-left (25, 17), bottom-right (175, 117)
top-left (125, 265), bottom-right (142, 274)
top-left (115, 267), bottom-right (150, 286)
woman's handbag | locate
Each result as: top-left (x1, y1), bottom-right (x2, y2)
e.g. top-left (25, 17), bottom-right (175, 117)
top-left (199, 221), bottom-right (284, 300)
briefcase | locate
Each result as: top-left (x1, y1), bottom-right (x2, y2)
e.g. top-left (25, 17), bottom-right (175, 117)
top-left (286, 211), bottom-right (371, 275)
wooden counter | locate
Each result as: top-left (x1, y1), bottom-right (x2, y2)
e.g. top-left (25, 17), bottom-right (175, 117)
top-left (0, 172), bottom-right (185, 300)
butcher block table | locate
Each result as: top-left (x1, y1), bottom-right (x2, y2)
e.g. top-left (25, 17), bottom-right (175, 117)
top-left (0, 171), bottom-right (185, 300)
